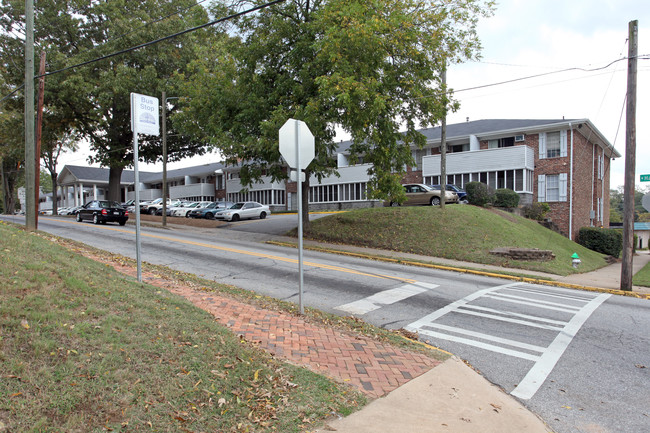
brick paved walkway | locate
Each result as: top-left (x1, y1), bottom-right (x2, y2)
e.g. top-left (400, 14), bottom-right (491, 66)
top-left (96, 255), bottom-right (441, 398)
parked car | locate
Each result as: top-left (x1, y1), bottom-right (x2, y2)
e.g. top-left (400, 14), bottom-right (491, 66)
top-left (76, 200), bottom-right (128, 225)
top-left (154, 200), bottom-right (183, 216)
top-left (430, 184), bottom-right (468, 202)
top-left (215, 201), bottom-right (270, 222)
top-left (188, 201), bottom-right (233, 219)
top-left (386, 183), bottom-right (458, 207)
top-left (171, 201), bottom-right (209, 218)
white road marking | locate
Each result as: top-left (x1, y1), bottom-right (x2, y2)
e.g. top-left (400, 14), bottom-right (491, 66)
top-left (336, 282), bottom-right (439, 315)
top-left (510, 292), bottom-right (611, 400)
top-left (406, 283), bottom-right (611, 400)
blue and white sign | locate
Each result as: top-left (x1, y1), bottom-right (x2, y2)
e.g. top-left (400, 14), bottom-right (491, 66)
top-left (130, 93), bottom-right (159, 136)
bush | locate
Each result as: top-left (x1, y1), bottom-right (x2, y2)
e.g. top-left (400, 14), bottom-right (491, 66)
top-left (494, 188), bottom-right (520, 208)
top-left (465, 182), bottom-right (494, 207)
top-left (576, 227), bottom-right (623, 257)
top-left (522, 202), bottom-right (550, 221)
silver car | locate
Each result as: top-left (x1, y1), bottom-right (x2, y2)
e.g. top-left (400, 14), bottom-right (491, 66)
top-left (215, 201), bottom-right (271, 222)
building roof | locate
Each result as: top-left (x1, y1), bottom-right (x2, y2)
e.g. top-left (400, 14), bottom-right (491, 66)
top-left (635, 222), bottom-right (650, 231)
top-left (59, 165), bottom-right (159, 185)
top-left (58, 162), bottom-right (226, 186)
top-left (336, 118), bottom-right (621, 158)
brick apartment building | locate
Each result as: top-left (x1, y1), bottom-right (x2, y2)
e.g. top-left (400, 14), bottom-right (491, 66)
top-left (54, 119), bottom-right (620, 241)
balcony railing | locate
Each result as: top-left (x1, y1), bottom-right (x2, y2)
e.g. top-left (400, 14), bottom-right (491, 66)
top-left (422, 145), bottom-right (535, 176)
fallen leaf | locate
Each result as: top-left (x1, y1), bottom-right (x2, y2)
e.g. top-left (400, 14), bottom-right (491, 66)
top-left (20, 319), bottom-right (29, 329)
top-left (490, 403), bottom-right (502, 412)
top-left (635, 364), bottom-right (646, 369)
top-left (218, 398), bottom-right (227, 407)
top-left (561, 405), bottom-right (572, 410)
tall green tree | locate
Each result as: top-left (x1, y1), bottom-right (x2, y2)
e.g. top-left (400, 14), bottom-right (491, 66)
top-left (1, 0), bottom-right (214, 201)
top-left (175, 0), bottom-right (493, 226)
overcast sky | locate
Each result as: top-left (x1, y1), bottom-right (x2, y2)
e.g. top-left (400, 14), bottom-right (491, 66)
top-left (58, 0), bottom-right (649, 190)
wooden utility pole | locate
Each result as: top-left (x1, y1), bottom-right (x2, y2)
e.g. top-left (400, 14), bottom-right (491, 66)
top-left (24, 0), bottom-right (36, 231)
top-left (440, 63), bottom-right (447, 209)
top-left (35, 51), bottom-right (46, 227)
top-left (621, 20), bottom-right (638, 291)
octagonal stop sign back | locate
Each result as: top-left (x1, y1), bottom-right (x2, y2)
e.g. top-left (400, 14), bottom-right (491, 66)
top-left (279, 119), bottom-right (315, 170)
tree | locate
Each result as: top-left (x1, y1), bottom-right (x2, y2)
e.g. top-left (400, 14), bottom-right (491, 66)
top-left (1, 0), bottom-right (213, 202)
top-left (41, 131), bottom-right (78, 215)
top-left (176, 0), bottom-right (493, 227)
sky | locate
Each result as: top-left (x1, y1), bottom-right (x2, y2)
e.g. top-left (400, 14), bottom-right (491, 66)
top-left (57, 0), bottom-right (650, 190)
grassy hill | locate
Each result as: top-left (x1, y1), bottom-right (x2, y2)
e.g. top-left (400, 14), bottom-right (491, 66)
top-left (303, 205), bottom-right (608, 276)
top-left (0, 221), bottom-right (365, 432)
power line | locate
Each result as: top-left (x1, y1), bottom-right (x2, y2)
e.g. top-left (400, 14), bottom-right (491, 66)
top-left (0, 0), bottom-right (286, 100)
top-left (41, 0), bottom-right (286, 79)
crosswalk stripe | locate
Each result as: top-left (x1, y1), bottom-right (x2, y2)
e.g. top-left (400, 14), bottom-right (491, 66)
top-left (336, 282), bottom-right (439, 315)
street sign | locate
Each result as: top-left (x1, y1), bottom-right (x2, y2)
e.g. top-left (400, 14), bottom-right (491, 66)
top-left (640, 174), bottom-right (650, 182)
top-left (279, 119), bottom-right (315, 169)
top-left (130, 93), bottom-right (160, 136)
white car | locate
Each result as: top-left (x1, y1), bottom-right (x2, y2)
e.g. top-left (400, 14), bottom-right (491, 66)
top-left (215, 201), bottom-right (271, 222)
top-left (172, 201), bottom-right (212, 218)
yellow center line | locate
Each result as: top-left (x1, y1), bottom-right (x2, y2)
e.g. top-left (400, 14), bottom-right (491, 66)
top-left (43, 217), bottom-right (416, 283)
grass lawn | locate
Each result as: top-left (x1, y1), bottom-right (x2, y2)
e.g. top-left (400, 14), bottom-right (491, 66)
top-left (633, 260), bottom-right (650, 287)
top-left (303, 205), bottom-right (608, 276)
top-left (0, 221), bottom-right (366, 432)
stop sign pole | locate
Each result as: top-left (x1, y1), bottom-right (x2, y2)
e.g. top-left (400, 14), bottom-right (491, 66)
top-left (279, 119), bottom-right (315, 314)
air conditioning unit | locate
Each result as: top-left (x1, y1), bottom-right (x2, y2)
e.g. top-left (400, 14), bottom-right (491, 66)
top-left (514, 134), bottom-right (525, 142)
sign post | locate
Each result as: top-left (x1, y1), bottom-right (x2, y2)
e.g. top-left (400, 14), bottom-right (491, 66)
top-left (130, 93), bottom-right (160, 282)
top-left (279, 119), bottom-right (315, 314)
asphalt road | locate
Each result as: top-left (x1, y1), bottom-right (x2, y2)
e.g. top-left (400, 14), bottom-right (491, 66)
top-left (4, 213), bottom-right (649, 433)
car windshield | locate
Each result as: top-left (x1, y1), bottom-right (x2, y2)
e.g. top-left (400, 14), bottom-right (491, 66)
top-left (229, 203), bottom-right (245, 210)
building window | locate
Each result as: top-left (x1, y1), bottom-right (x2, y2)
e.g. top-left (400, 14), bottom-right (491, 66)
top-left (546, 174), bottom-right (560, 201)
top-left (538, 173), bottom-right (567, 202)
top-left (546, 132), bottom-right (561, 158)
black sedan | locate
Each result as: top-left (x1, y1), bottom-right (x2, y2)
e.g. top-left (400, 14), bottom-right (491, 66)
top-left (76, 200), bottom-right (129, 225)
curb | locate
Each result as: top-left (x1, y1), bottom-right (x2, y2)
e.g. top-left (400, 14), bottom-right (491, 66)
top-left (266, 240), bottom-right (650, 301)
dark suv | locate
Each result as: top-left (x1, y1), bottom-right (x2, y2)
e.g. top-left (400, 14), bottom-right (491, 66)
top-left (430, 184), bottom-right (467, 202)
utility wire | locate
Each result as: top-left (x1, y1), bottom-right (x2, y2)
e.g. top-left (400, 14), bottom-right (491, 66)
top-left (0, 0), bottom-right (286, 101)
top-left (41, 0), bottom-right (286, 79)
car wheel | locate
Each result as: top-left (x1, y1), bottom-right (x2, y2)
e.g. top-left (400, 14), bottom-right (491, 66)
top-left (76, 213), bottom-right (82, 222)
top-left (185, 211), bottom-right (191, 218)
top-left (390, 201), bottom-right (400, 207)
top-left (430, 197), bottom-right (440, 206)
top-left (205, 212), bottom-right (214, 220)
top-left (259, 212), bottom-right (267, 219)
top-left (231, 213), bottom-right (240, 222)
top-left (93, 214), bottom-right (99, 224)
top-left (149, 208), bottom-right (157, 215)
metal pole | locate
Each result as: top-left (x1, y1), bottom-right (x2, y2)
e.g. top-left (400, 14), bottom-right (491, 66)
top-left (621, 20), bottom-right (638, 291)
top-left (24, 0), bottom-right (35, 231)
top-left (132, 95), bottom-right (142, 282)
top-left (162, 91), bottom-right (167, 227)
top-left (440, 62), bottom-right (447, 209)
top-left (296, 120), bottom-right (304, 314)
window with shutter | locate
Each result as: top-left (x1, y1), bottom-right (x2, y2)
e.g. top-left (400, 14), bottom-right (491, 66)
top-left (546, 132), bottom-right (561, 158)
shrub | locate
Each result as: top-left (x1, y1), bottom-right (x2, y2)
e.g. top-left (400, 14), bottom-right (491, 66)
top-left (576, 227), bottom-right (623, 257)
top-left (465, 182), bottom-right (494, 207)
top-left (494, 188), bottom-right (520, 208)
top-left (522, 202), bottom-right (550, 221)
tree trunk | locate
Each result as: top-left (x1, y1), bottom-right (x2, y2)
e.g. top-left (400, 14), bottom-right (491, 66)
top-left (51, 172), bottom-right (58, 215)
top-left (108, 166), bottom-right (124, 202)
top-left (301, 172), bottom-right (310, 230)
top-left (1, 161), bottom-right (17, 214)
